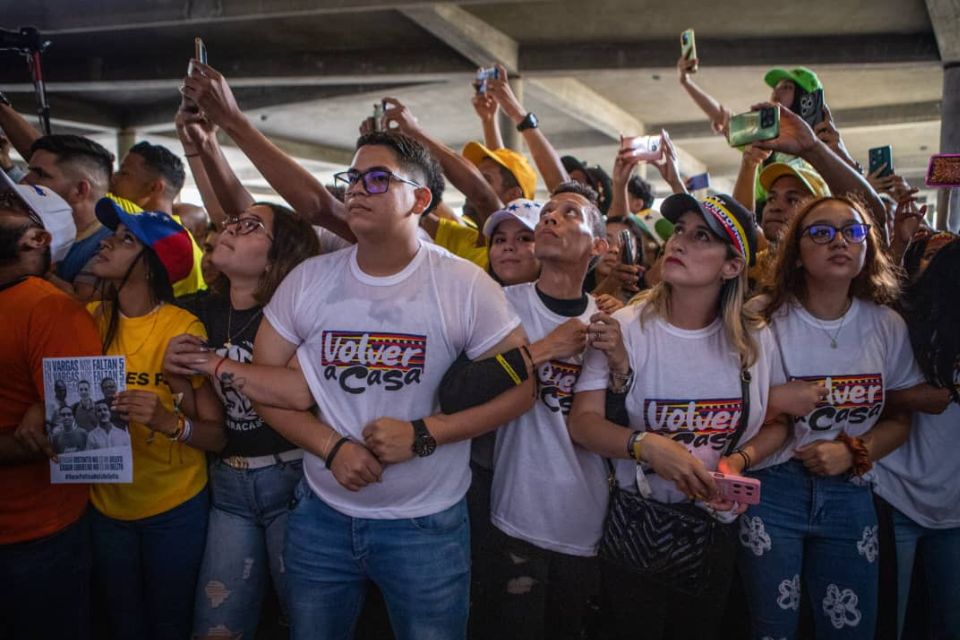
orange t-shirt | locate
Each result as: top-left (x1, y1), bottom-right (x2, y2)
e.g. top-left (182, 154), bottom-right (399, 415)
top-left (0, 276), bottom-right (102, 544)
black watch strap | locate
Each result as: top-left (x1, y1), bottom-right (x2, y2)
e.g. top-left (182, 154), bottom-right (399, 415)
top-left (516, 112), bottom-right (538, 132)
top-left (411, 418), bottom-right (437, 457)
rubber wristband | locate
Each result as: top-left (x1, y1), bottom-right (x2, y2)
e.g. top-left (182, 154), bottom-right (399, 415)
top-left (325, 436), bottom-right (351, 469)
top-left (734, 448), bottom-right (752, 471)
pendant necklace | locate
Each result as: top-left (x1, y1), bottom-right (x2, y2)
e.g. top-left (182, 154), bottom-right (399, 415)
top-left (812, 299), bottom-right (851, 349)
top-left (225, 304), bottom-right (263, 349)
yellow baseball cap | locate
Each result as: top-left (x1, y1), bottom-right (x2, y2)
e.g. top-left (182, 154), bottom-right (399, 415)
top-left (759, 162), bottom-right (830, 198)
top-left (461, 142), bottom-right (537, 200)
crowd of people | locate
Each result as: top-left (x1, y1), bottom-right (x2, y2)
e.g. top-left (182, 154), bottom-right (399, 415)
top-left (0, 42), bottom-right (957, 640)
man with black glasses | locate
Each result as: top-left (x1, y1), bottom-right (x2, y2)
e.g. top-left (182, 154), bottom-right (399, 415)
top-left (236, 131), bottom-right (533, 639)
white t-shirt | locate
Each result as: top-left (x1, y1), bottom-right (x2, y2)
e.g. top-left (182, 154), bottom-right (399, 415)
top-left (875, 366), bottom-right (960, 528)
top-left (576, 301), bottom-right (784, 504)
top-left (265, 242), bottom-right (520, 519)
top-left (314, 226), bottom-right (352, 254)
top-left (759, 298), bottom-right (923, 470)
top-left (491, 283), bottom-right (608, 557)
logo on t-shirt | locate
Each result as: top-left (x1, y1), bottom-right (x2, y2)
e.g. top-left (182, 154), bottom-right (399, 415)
top-left (796, 373), bottom-right (884, 431)
top-left (644, 397), bottom-right (743, 450)
top-left (321, 331), bottom-right (426, 394)
top-left (217, 342), bottom-right (264, 433)
top-left (537, 360), bottom-right (581, 415)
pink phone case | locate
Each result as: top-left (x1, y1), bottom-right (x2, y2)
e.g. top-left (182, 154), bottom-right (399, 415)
top-left (711, 472), bottom-right (761, 505)
top-left (925, 153), bottom-right (960, 188)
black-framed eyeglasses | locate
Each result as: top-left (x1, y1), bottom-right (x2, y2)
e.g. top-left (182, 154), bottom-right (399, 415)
top-left (332, 168), bottom-right (422, 194)
top-left (802, 222), bottom-right (871, 245)
top-left (224, 216), bottom-right (274, 240)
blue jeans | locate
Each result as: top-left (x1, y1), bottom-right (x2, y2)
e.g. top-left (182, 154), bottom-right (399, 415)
top-left (90, 488), bottom-right (209, 640)
top-left (890, 507), bottom-right (960, 639)
top-left (193, 458), bottom-right (302, 639)
top-left (0, 514), bottom-right (91, 640)
top-left (739, 460), bottom-right (879, 639)
top-left (284, 480), bottom-right (470, 640)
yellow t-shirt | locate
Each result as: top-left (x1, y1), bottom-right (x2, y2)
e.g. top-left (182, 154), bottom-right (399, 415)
top-left (435, 218), bottom-right (489, 269)
top-left (87, 302), bottom-right (208, 521)
top-left (104, 193), bottom-right (206, 297)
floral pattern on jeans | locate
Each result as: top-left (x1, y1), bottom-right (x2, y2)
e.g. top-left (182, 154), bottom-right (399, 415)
top-left (822, 584), bottom-right (862, 629)
top-left (739, 515), bottom-right (772, 556)
top-left (856, 525), bottom-right (879, 563)
top-left (777, 574), bottom-right (801, 611)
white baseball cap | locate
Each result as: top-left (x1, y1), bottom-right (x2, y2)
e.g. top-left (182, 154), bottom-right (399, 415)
top-left (0, 170), bottom-right (76, 262)
top-left (482, 198), bottom-right (543, 238)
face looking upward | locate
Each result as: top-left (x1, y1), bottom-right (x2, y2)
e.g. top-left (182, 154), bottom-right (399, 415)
top-left (797, 200), bottom-right (869, 286)
top-left (90, 223), bottom-right (147, 283)
top-left (762, 175), bottom-right (813, 243)
top-left (661, 211), bottom-right (742, 289)
top-left (534, 192), bottom-right (605, 264)
top-left (111, 152), bottom-right (158, 207)
top-left (771, 79), bottom-right (796, 108)
top-left (213, 204), bottom-right (274, 280)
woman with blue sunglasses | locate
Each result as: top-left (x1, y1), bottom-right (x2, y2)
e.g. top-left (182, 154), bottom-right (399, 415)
top-left (739, 196), bottom-right (923, 639)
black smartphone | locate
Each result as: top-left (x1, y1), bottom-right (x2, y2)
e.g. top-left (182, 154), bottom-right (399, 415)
top-left (619, 229), bottom-right (637, 266)
top-left (797, 89), bottom-right (824, 129)
top-left (869, 146), bottom-right (894, 178)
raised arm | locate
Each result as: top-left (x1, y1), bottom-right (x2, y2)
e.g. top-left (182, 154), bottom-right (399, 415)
top-left (0, 100), bottom-right (42, 159)
top-left (471, 88), bottom-right (504, 150)
top-left (732, 145), bottom-right (772, 213)
top-left (182, 62), bottom-right (354, 241)
top-left (175, 106), bottom-right (233, 224)
top-left (486, 65), bottom-right (569, 192)
top-left (676, 57), bottom-right (730, 135)
top-left (381, 96), bottom-right (503, 223)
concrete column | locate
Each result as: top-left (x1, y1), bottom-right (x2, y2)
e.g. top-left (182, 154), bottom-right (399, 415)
top-left (499, 77), bottom-right (523, 151)
top-left (116, 127), bottom-right (137, 161)
top-left (937, 63), bottom-right (960, 231)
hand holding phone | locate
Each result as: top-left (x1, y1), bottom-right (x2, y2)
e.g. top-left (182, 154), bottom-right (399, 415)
top-left (868, 146), bottom-right (894, 179)
top-left (475, 67), bottom-right (499, 94)
top-left (711, 471), bottom-right (761, 505)
top-left (620, 134), bottom-right (663, 162)
top-left (619, 229), bottom-right (637, 266)
top-left (926, 154), bottom-right (960, 187)
top-left (680, 29), bottom-right (697, 72)
top-left (727, 107), bottom-right (780, 147)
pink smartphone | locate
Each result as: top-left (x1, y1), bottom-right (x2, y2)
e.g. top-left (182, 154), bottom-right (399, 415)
top-left (925, 154), bottom-right (960, 187)
top-left (711, 471), bottom-right (761, 505)
top-left (620, 134), bottom-right (663, 162)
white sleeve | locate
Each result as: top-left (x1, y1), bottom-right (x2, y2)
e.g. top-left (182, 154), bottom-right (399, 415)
top-left (315, 226), bottom-right (353, 254)
top-left (882, 309), bottom-right (925, 391)
top-left (463, 270), bottom-right (521, 360)
top-left (263, 260), bottom-right (309, 346)
top-left (761, 327), bottom-right (788, 387)
top-left (575, 345), bottom-right (611, 393)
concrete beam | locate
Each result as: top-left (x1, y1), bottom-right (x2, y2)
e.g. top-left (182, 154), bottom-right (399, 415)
top-left (649, 101), bottom-right (943, 142)
top-left (520, 33), bottom-right (940, 73)
top-left (925, 0), bottom-right (960, 62)
top-left (216, 132), bottom-right (354, 167)
top-left (10, 0), bottom-right (531, 34)
top-left (399, 3), bottom-right (519, 73)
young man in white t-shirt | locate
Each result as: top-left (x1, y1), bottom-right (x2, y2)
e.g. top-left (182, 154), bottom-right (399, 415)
top-left (487, 182), bottom-right (610, 639)
top-left (245, 131), bottom-right (534, 640)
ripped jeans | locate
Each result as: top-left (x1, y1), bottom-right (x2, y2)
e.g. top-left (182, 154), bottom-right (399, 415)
top-left (192, 457), bottom-right (303, 639)
top-left (487, 530), bottom-right (599, 640)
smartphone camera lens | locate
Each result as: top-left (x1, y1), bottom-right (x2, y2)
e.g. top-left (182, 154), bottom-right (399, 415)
top-left (761, 111), bottom-right (773, 128)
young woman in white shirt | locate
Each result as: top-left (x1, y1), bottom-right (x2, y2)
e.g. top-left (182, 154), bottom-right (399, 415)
top-left (741, 195), bottom-right (921, 639)
top-left (569, 193), bottom-right (789, 639)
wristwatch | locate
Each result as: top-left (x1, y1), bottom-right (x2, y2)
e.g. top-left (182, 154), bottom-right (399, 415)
top-left (411, 419), bottom-right (437, 457)
top-left (516, 112), bottom-right (539, 132)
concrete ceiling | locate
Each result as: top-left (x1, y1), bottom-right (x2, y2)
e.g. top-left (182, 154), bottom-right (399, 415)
top-left (0, 0), bottom-right (951, 209)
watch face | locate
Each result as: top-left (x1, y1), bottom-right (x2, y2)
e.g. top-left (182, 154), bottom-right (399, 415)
top-left (415, 435), bottom-right (437, 457)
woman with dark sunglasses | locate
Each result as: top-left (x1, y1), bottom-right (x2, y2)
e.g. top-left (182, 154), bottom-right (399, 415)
top-left (164, 202), bottom-right (319, 639)
top-left (740, 196), bottom-right (923, 639)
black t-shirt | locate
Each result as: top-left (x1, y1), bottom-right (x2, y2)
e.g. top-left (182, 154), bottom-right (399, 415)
top-left (179, 293), bottom-right (298, 457)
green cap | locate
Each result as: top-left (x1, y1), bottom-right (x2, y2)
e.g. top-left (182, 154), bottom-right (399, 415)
top-left (764, 67), bottom-right (822, 94)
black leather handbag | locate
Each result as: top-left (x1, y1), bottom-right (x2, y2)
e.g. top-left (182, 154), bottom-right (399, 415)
top-left (598, 369), bottom-right (751, 596)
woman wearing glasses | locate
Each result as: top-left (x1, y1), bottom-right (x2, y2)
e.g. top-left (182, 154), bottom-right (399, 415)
top-left (739, 196), bottom-right (922, 639)
top-left (164, 202), bottom-right (319, 640)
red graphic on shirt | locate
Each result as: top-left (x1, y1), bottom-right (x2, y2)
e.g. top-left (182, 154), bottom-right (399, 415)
top-left (643, 397), bottom-right (743, 450)
top-left (321, 331), bottom-right (426, 394)
top-left (794, 373), bottom-right (884, 431)
top-left (537, 360), bottom-right (581, 415)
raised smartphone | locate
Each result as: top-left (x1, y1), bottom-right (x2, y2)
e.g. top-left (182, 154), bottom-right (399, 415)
top-left (681, 29), bottom-right (697, 71)
top-left (619, 229), bottom-right (637, 266)
top-left (926, 153), bottom-right (960, 187)
top-left (711, 471), bottom-right (761, 505)
top-left (475, 67), bottom-right (499, 94)
top-left (727, 107), bottom-right (780, 147)
top-left (868, 145), bottom-right (894, 178)
top-left (194, 37), bottom-right (207, 65)
top-left (685, 172), bottom-right (710, 191)
top-left (372, 102), bottom-right (384, 132)
top-left (620, 134), bottom-right (663, 162)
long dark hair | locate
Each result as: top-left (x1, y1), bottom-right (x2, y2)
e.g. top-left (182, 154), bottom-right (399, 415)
top-left (97, 246), bottom-right (175, 352)
top-left (900, 240), bottom-right (960, 396)
top-left (251, 202), bottom-right (320, 305)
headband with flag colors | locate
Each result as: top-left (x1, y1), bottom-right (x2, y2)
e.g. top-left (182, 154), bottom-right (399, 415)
top-left (701, 196), bottom-right (750, 265)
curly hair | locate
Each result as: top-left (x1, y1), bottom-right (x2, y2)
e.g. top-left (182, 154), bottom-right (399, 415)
top-left (760, 195), bottom-right (900, 320)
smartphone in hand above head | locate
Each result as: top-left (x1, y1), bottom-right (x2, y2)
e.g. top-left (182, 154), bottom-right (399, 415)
top-left (194, 37), bottom-right (207, 65)
top-left (475, 67), bottom-right (499, 94)
top-left (926, 153), bottom-right (960, 188)
top-left (619, 229), bottom-right (637, 266)
top-left (621, 134), bottom-right (663, 162)
top-left (680, 29), bottom-right (697, 71)
top-left (727, 107), bottom-right (780, 147)
top-left (797, 89), bottom-right (824, 129)
top-left (869, 146), bottom-right (894, 178)
top-left (372, 101), bottom-right (384, 132)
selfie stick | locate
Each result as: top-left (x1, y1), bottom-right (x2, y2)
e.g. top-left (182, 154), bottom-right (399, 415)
top-left (0, 27), bottom-right (53, 135)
